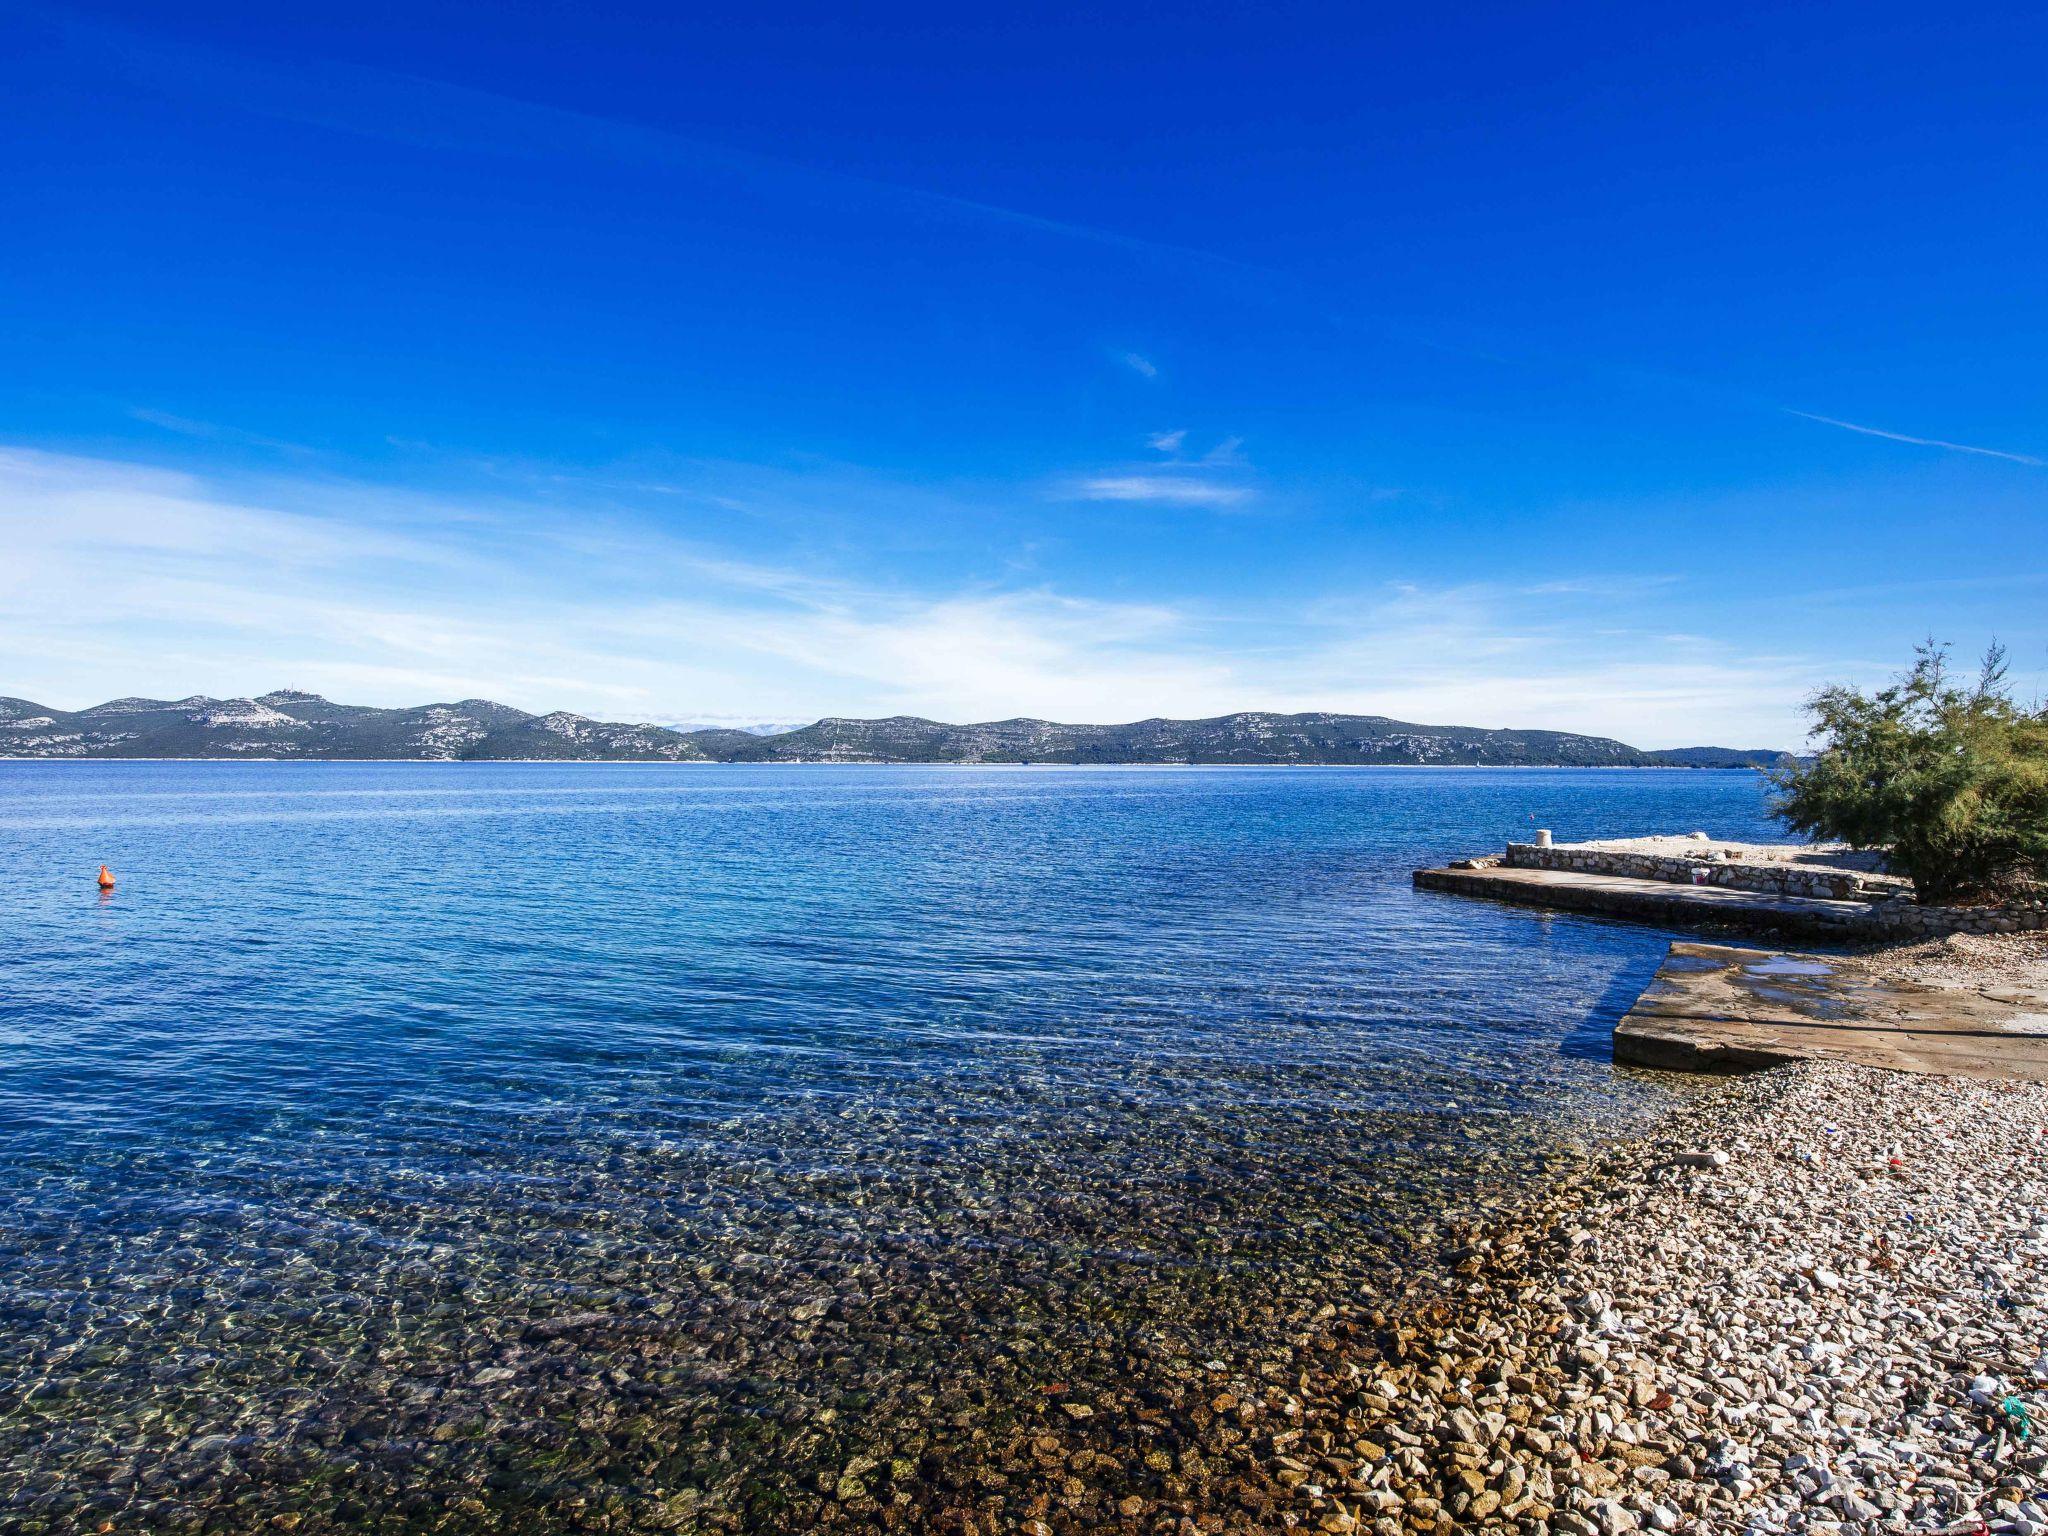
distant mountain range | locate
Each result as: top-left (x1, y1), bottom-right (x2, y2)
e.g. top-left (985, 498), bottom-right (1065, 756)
top-left (0, 690), bottom-right (1789, 768)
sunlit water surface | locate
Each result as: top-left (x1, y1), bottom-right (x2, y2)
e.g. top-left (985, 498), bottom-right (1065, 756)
top-left (0, 764), bottom-right (1779, 1532)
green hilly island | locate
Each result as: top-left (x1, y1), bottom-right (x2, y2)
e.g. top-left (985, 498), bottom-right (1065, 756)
top-left (0, 691), bottom-right (1785, 767)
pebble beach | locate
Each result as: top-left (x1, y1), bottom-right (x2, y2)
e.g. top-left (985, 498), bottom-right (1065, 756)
top-left (1306, 1056), bottom-right (2047, 1536)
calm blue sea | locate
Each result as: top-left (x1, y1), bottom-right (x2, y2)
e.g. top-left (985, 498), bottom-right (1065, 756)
top-left (0, 763), bottom-right (1780, 1532)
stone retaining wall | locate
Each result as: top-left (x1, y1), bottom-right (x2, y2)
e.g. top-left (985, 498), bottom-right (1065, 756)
top-left (1865, 897), bottom-right (2048, 939)
top-left (1455, 845), bottom-right (2048, 941)
top-left (1504, 842), bottom-right (1894, 901)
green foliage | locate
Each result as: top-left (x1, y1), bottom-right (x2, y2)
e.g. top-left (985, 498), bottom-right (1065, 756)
top-left (1773, 643), bottom-right (2048, 903)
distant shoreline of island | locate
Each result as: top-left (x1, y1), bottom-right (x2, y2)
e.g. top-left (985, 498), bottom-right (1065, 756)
top-left (0, 688), bottom-right (1793, 768)
top-left (0, 757), bottom-right (1775, 769)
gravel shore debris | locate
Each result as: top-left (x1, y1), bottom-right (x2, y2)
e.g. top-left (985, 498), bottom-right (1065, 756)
top-left (1325, 1059), bottom-right (2046, 1536)
top-left (1847, 929), bottom-right (2048, 992)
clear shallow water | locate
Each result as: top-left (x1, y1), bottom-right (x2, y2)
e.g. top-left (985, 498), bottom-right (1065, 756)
top-left (0, 764), bottom-right (1780, 1532)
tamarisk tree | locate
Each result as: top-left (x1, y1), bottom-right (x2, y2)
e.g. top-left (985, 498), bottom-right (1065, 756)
top-left (1774, 642), bottom-right (2048, 904)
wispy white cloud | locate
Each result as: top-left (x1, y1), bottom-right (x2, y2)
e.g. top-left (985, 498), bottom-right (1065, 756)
top-left (0, 447), bottom-right (1229, 724)
top-left (0, 447), bottom-right (1855, 746)
top-left (128, 407), bottom-right (318, 457)
top-left (1267, 582), bottom-right (1821, 748)
top-left (1072, 474), bottom-right (1250, 507)
top-left (1142, 431), bottom-right (1246, 467)
top-left (1073, 431), bottom-right (1256, 509)
top-left (1784, 409), bottom-right (2043, 466)
top-left (1121, 352), bottom-right (1159, 379)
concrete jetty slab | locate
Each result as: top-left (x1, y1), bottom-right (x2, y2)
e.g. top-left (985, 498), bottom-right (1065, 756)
top-left (1413, 863), bottom-right (1888, 941)
top-left (1615, 942), bottom-right (2048, 1081)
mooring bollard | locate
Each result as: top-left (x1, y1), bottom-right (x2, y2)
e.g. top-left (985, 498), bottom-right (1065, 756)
top-left (1535, 828), bottom-right (1552, 848)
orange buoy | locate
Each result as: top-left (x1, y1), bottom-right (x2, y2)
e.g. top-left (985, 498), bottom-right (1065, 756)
top-left (96, 864), bottom-right (116, 890)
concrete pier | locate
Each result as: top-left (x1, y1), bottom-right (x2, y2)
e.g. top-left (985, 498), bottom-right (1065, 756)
top-left (1415, 838), bottom-right (2046, 941)
top-left (1413, 863), bottom-right (1888, 941)
top-left (1615, 942), bottom-right (2048, 1082)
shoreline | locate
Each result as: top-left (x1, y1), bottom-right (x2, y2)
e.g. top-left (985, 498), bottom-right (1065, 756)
top-left (1316, 1055), bottom-right (2046, 1536)
top-left (0, 757), bottom-right (1769, 769)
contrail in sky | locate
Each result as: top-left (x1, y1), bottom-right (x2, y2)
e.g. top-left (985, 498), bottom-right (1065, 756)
top-left (1783, 409), bottom-right (2042, 466)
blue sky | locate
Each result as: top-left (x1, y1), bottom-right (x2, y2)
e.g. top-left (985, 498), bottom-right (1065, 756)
top-left (3, 1), bottom-right (2043, 747)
